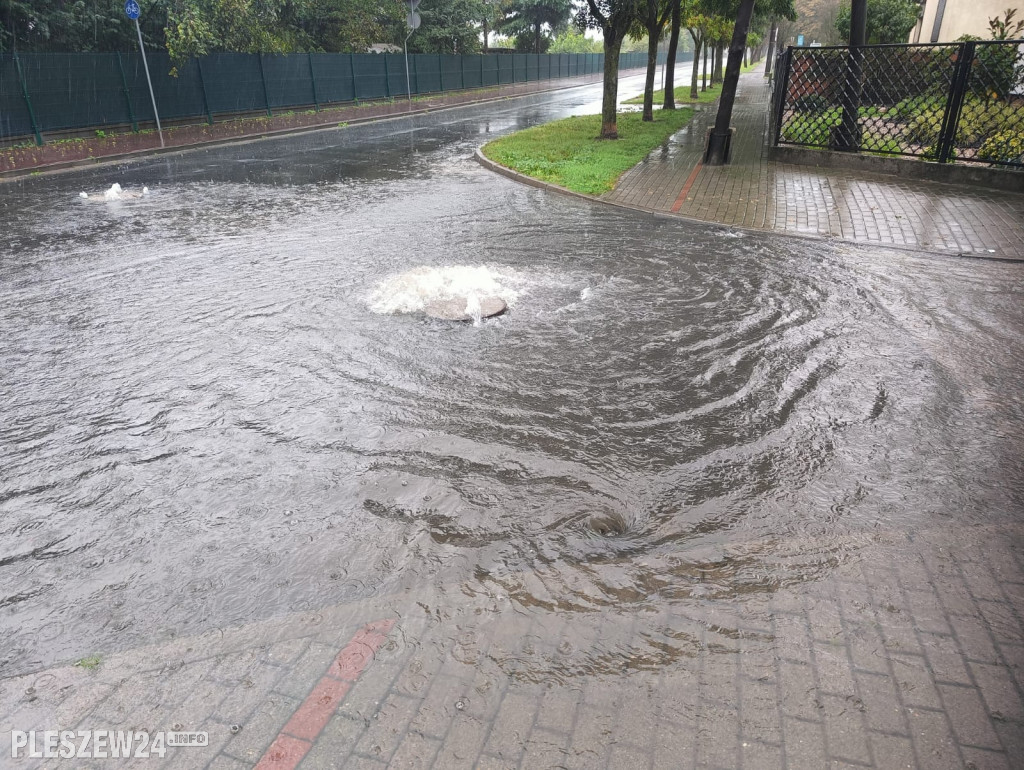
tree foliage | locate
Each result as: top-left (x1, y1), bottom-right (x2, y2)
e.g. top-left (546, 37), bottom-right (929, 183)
top-left (987, 7), bottom-right (1024, 40)
top-left (835, 0), bottom-right (918, 44)
top-left (410, 0), bottom-right (487, 53)
top-left (548, 28), bottom-right (603, 52)
top-left (1, 0), bottom-right (167, 53)
top-left (498, 0), bottom-right (573, 54)
top-left (0, 0), bottom-right (476, 58)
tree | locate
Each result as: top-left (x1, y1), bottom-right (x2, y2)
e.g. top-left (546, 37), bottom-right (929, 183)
top-left (548, 28), bottom-right (603, 52)
top-left (835, 0), bottom-right (918, 45)
top-left (1, 0), bottom-right (169, 53)
top-left (709, 16), bottom-right (730, 84)
top-left (498, 0), bottom-right (572, 54)
top-left (164, 0), bottom-right (292, 63)
top-left (0, 0), bottom-right (490, 59)
top-left (662, 0), bottom-right (685, 109)
top-left (411, 0), bottom-right (488, 52)
top-left (284, 0), bottom-right (404, 54)
top-left (705, 0), bottom-right (795, 164)
top-left (481, 0), bottom-right (506, 51)
top-left (631, 0), bottom-right (673, 120)
top-left (685, 12), bottom-right (719, 99)
top-left (576, 0), bottom-right (646, 138)
top-left (705, 0), bottom-right (753, 164)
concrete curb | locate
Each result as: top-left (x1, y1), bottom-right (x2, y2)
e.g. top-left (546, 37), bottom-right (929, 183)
top-left (473, 148), bottom-right (1024, 263)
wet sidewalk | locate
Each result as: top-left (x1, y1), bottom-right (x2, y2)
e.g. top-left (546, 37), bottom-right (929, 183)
top-left (3, 518), bottom-right (1023, 769)
top-left (606, 67), bottom-right (1024, 259)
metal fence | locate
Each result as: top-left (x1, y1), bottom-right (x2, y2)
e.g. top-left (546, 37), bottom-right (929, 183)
top-left (770, 40), bottom-right (1024, 168)
top-left (1, 50), bottom-right (653, 144)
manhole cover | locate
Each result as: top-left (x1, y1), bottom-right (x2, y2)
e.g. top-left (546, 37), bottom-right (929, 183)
top-left (424, 296), bottom-right (507, 321)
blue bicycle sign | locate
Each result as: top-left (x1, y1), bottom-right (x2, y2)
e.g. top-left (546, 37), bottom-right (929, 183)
top-left (124, 0), bottom-right (140, 19)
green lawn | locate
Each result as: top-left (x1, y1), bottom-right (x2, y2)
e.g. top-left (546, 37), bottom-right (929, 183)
top-left (624, 82), bottom-right (722, 105)
top-left (481, 109), bottom-right (696, 195)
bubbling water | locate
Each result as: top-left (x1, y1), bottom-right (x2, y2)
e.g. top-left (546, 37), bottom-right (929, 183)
top-left (367, 265), bottom-right (525, 322)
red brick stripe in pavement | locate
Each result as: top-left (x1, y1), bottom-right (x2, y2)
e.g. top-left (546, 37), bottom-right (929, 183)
top-left (671, 161), bottom-right (703, 213)
top-left (254, 619), bottom-right (396, 770)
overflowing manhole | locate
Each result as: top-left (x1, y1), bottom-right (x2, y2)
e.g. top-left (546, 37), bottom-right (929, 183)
top-left (369, 265), bottom-right (521, 323)
top-left (424, 296), bottom-right (507, 321)
top-left (78, 183), bottom-right (149, 202)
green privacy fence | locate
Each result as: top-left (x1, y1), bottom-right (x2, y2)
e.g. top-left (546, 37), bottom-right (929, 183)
top-left (0, 51), bottom-right (656, 143)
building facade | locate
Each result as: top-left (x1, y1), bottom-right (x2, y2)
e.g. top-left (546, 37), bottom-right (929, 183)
top-left (910, 0), bottom-right (1021, 42)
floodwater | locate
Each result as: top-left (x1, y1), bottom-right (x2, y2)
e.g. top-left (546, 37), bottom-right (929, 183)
top-left (1, 72), bottom-right (1023, 680)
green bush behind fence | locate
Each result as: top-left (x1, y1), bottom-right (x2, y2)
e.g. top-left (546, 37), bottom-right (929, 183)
top-left (0, 51), bottom-right (657, 142)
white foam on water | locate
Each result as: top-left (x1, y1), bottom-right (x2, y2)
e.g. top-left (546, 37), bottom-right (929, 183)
top-left (78, 183), bottom-right (150, 202)
top-left (368, 265), bottom-right (525, 318)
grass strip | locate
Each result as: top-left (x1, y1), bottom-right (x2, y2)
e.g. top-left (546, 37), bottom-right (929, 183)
top-left (481, 108), bottom-right (695, 195)
top-left (624, 82), bottom-right (722, 105)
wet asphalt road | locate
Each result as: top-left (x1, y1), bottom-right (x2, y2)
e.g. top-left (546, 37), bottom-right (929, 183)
top-left (1, 71), bottom-right (1023, 678)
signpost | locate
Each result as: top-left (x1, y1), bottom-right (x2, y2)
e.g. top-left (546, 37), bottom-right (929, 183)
top-left (404, 0), bottom-right (421, 108)
top-left (125, 0), bottom-right (164, 147)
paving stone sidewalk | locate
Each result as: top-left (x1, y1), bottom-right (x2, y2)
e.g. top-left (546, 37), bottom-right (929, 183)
top-left (607, 66), bottom-right (1024, 259)
top-left (2, 519), bottom-right (1023, 769)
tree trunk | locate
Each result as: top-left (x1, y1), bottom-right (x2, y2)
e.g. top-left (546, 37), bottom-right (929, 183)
top-left (834, 0), bottom-right (867, 151)
top-left (483, 18), bottom-right (489, 53)
top-left (535, 20), bottom-right (541, 54)
top-left (601, 36), bottom-right (623, 138)
top-left (705, 0), bottom-right (756, 164)
top-left (690, 34), bottom-right (701, 99)
top-left (643, 9), bottom-right (660, 121)
top-left (663, 0), bottom-right (681, 109)
top-left (764, 21), bottom-right (778, 78)
top-left (701, 40), bottom-right (708, 90)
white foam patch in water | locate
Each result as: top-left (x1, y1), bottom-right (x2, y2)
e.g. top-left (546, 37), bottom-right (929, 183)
top-left (368, 265), bottom-right (525, 318)
top-left (78, 184), bottom-right (150, 202)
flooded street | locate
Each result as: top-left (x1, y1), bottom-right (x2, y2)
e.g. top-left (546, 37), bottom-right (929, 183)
top-left (1, 68), bottom-right (1023, 706)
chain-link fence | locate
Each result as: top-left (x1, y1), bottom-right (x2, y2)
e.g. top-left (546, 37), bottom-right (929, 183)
top-left (770, 40), bottom-right (1024, 168)
top-left (0, 51), bottom-right (653, 144)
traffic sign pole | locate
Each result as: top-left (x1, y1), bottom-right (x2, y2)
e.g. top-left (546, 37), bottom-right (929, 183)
top-left (404, 0), bottom-right (421, 109)
top-left (404, 32), bottom-right (413, 108)
top-left (126, 1), bottom-right (164, 148)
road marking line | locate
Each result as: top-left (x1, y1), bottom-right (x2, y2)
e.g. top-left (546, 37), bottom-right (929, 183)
top-left (254, 619), bottom-right (396, 769)
top-left (671, 161), bottom-right (703, 213)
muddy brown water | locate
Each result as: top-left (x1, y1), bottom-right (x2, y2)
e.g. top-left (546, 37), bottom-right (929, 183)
top-left (1, 74), bottom-right (1023, 678)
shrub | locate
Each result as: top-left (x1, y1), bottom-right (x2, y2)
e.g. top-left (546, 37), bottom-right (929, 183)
top-left (793, 94), bottom-right (830, 112)
top-left (955, 100), bottom-right (1004, 146)
top-left (977, 130), bottom-right (1024, 164)
top-left (904, 112), bottom-right (944, 145)
top-left (892, 95), bottom-right (945, 120)
top-left (782, 108), bottom-right (840, 146)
